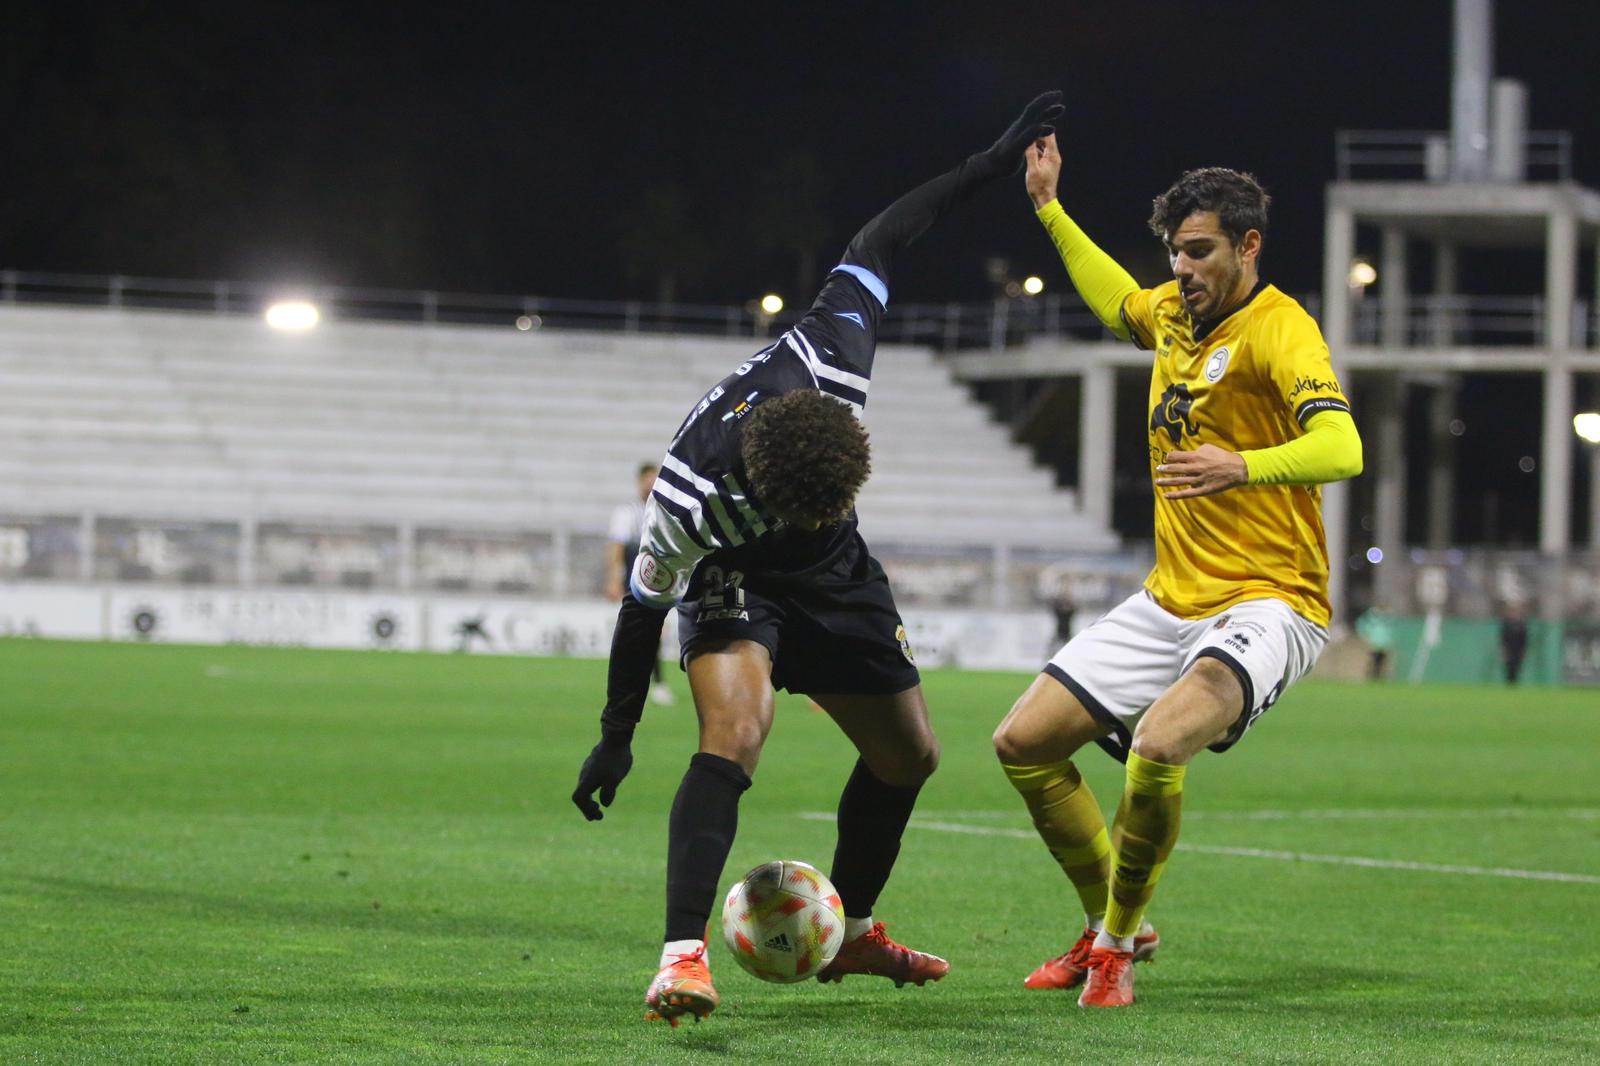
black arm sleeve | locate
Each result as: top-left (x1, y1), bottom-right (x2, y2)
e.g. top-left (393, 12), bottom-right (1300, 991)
top-left (598, 593), bottom-right (671, 740)
top-left (841, 153), bottom-right (1002, 289)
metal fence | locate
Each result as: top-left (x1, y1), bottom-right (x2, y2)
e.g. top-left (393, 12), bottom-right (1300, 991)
top-left (1334, 129), bottom-right (1573, 182)
top-left (10, 509), bottom-right (1600, 625)
top-left (1350, 293), bottom-right (1600, 349)
top-left (1348, 545), bottom-right (1600, 622)
top-left (0, 268), bottom-right (1121, 351)
top-left (9, 267), bottom-right (1594, 354)
top-left (0, 510), bottom-right (1157, 615)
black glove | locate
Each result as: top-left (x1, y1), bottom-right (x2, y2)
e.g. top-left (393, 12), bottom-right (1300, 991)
top-left (981, 90), bottom-right (1064, 176)
top-left (572, 730), bottom-right (634, 821)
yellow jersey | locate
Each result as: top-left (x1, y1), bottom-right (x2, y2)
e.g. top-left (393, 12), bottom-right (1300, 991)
top-left (1120, 280), bottom-right (1350, 628)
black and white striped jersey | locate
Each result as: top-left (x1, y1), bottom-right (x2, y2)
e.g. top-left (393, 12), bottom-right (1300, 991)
top-left (628, 262), bottom-right (887, 608)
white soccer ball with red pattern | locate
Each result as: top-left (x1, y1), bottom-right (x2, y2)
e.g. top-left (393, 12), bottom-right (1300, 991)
top-left (720, 860), bottom-right (846, 983)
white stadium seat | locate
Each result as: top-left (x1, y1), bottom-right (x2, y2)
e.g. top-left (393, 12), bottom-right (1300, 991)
top-left (0, 305), bottom-right (1115, 550)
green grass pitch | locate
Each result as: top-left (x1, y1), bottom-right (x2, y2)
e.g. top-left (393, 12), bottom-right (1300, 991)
top-left (1, 638), bottom-right (1597, 1064)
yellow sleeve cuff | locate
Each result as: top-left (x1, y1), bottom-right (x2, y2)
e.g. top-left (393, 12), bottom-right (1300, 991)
top-left (1036, 200), bottom-right (1137, 341)
top-left (1241, 409), bottom-right (1364, 486)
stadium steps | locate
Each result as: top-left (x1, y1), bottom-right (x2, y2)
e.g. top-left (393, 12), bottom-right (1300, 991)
top-left (0, 304), bottom-right (1116, 550)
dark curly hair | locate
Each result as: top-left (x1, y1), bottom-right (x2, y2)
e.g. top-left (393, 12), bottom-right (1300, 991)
top-left (740, 390), bottom-right (871, 525)
top-left (1148, 167), bottom-right (1270, 247)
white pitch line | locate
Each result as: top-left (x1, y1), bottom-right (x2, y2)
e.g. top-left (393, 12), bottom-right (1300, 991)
top-left (871, 807), bottom-right (1600, 822)
top-left (794, 813), bottom-right (1600, 886)
top-left (1171, 843), bottom-right (1600, 885)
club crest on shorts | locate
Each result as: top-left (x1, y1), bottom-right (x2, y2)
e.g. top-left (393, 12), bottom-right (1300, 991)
top-left (1210, 613), bottom-right (1232, 630)
top-left (637, 550), bottom-right (675, 594)
top-left (895, 623), bottom-right (916, 665)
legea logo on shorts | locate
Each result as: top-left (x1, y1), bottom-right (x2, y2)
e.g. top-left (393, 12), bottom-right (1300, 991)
top-left (1204, 346), bottom-right (1231, 383)
top-left (637, 551), bottom-right (675, 594)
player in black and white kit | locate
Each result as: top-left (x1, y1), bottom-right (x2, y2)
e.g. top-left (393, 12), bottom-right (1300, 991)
top-left (571, 92), bottom-right (1064, 1027)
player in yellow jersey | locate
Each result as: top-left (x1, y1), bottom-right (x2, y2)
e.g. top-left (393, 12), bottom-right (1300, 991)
top-left (991, 134), bottom-right (1363, 1008)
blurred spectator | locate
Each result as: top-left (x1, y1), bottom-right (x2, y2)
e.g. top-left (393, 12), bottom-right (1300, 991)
top-left (1049, 585), bottom-right (1076, 649)
top-left (1355, 606), bottom-right (1395, 680)
top-left (606, 463), bottom-right (673, 705)
top-left (1498, 601), bottom-right (1529, 685)
top-left (1036, 564), bottom-right (1079, 652)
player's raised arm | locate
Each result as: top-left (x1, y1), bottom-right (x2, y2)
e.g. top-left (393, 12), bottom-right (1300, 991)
top-left (837, 91), bottom-right (1064, 291)
top-left (1026, 133), bottom-right (1140, 342)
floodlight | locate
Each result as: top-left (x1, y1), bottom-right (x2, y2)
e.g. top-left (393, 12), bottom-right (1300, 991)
top-left (1347, 260), bottom-right (1377, 288)
top-left (264, 300), bottom-right (320, 331)
top-left (759, 294), bottom-right (784, 315)
top-left (1022, 275), bottom-right (1045, 296)
top-left (1574, 412), bottom-right (1600, 444)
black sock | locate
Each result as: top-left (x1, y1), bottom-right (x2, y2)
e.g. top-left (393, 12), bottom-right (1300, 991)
top-left (829, 758), bottom-right (923, 919)
top-left (664, 752), bottom-right (752, 942)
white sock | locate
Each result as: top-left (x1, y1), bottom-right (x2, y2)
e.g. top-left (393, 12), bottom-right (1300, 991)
top-left (844, 916), bottom-right (874, 941)
top-left (1093, 929), bottom-right (1135, 952)
top-left (660, 938), bottom-right (704, 968)
top-left (1085, 914), bottom-right (1105, 934)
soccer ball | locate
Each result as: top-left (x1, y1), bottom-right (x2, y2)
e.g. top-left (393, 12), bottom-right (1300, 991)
top-left (720, 860), bottom-right (846, 983)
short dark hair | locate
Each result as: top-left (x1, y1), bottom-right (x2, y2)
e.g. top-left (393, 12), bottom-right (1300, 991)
top-left (636, 461), bottom-right (659, 477)
top-left (1148, 167), bottom-right (1271, 246)
top-left (740, 390), bottom-right (870, 524)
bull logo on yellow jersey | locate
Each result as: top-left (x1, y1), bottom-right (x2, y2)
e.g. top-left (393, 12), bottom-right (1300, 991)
top-left (1150, 383), bottom-right (1199, 445)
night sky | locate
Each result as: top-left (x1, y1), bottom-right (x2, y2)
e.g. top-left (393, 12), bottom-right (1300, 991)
top-left (5, 1), bottom-right (1596, 304)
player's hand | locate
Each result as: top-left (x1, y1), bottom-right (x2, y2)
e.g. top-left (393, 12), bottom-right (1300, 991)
top-left (1156, 444), bottom-right (1249, 498)
top-left (983, 90), bottom-right (1064, 176)
top-left (572, 733), bottom-right (634, 821)
top-left (1026, 133), bottom-right (1062, 209)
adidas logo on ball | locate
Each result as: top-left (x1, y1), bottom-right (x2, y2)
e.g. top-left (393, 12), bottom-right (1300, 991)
top-left (722, 860), bottom-right (846, 983)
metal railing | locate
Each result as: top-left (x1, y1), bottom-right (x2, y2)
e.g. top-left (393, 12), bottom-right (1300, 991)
top-left (0, 508), bottom-right (1152, 612)
top-left (0, 268), bottom-right (1118, 352)
top-left (5, 267), bottom-right (1592, 354)
top-left (1334, 129), bottom-right (1574, 182)
top-left (1349, 294), bottom-right (1600, 349)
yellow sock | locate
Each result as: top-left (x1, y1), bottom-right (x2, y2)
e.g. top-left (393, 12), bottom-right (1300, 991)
top-left (1104, 752), bottom-right (1186, 938)
top-left (1001, 759), bottom-right (1110, 922)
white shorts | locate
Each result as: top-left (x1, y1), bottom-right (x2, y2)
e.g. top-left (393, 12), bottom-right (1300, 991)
top-left (1044, 591), bottom-right (1327, 761)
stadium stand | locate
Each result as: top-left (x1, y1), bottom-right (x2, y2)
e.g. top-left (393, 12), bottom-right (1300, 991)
top-left (0, 305), bottom-right (1116, 552)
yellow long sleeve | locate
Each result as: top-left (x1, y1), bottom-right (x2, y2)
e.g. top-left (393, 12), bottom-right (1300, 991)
top-left (1036, 199), bottom-right (1139, 341)
top-left (1241, 409), bottom-right (1363, 486)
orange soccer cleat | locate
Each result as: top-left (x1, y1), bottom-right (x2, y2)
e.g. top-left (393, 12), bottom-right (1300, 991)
top-left (816, 922), bottom-right (949, 988)
top-left (644, 944), bottom-right (719, 1027)
top-left (1077, 945), bottom-right (1137, 1008)
top-left (1023, 922), bottom-right (1159, 990)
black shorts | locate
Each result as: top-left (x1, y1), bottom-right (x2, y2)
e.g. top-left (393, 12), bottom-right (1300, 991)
top-left (675, 532), bottom-right (920, 697)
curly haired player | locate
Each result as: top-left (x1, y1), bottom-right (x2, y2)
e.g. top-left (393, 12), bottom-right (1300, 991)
top-left (571, 92), bottom-right (1065, 1027)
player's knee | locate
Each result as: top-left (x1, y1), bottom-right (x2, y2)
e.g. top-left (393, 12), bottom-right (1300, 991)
top-left (901, 738), bottom-right (941, 785)
top-left (700, 718), bottom-right (768, 769)
top-left (1128, 731), bottom-right (1189, 767)
top-left (992, 691), bottom-right (1060, 765)
top-left (872, 737), bottom-right (939, 788)
top-left (992, 719), bottom-right (1025, 765)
